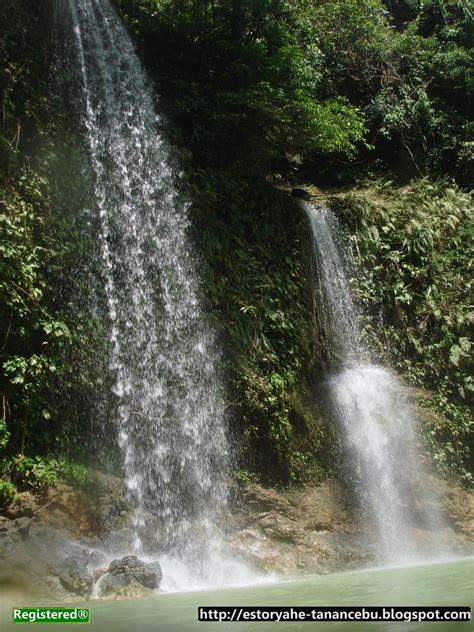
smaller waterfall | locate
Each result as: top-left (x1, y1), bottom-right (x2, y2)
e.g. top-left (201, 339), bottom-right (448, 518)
top-left (303, 201), bottom-right (444, 563)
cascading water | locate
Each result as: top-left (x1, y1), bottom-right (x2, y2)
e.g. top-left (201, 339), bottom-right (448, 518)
top-left (52, 0), bottom-right (237, 585)
top-left (302, 201), bottom-right (444, 563)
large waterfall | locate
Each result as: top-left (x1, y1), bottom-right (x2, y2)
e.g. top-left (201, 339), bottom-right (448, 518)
top-left (53, 0), bottom-right (235, 585)
top-left (303, 201), bottom-right (443, 563)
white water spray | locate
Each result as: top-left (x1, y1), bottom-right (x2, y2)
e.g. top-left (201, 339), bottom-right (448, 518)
top-left (53, 0), bottom-right (236, 583)
top-left (303, 202), bottom-right (443, 563)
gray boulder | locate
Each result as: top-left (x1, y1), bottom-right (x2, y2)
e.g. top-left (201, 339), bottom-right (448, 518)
top-left (98, 555), bottom-right (162, 599)
top-left (108, 555), bottom-right (161, 588)
top-left (144, 561), bottom-right (163, 586)
top-left (57, 556), bottom-right (94, 598)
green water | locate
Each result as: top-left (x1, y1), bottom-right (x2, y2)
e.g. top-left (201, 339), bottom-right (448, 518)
top-left (2, 559), bottom-right (472, 631)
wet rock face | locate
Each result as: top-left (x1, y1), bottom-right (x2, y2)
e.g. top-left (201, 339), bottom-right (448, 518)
top-left (97, 556), bottom-right (162, 599)
top-left (28, 525), bottom-right (90, 565)
top-left (0, 523), bottom-right (93, 601)
top-left (2, 471), bottom-right (472, 601)
top-left (230, 480), bottom-right (370, 576)
top-left (83, 470), bottom-right (131, 537)
top-left (230, 478), bottom-right (474, 576)
top-left (57, 556), bottom-right (94, 597)
top-left (108, 555), bottom-right (161, 588)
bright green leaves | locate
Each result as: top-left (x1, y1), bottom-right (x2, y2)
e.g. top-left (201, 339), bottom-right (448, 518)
top-left (0, 170), bottom-right (73, 455)
top-left (449, 338), bottom-right (471, 368)
top-left (0, 481), bottom-right (16, 508)
top-left (335, 179), bottom-right (473, 482)
top-left (0, 419), bottom-right (10, 451)
top-left (308, 98), bottom-right (367, 158)
top-left (0, 455), bottom-right (88, 504)
top-left (115, 0), bottom-right (369, 170)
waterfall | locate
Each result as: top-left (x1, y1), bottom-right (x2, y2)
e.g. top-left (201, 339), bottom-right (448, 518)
top-left (303, 201), bottom-right (443, 563)
top-left (52, 0), bottom-right (233, 582)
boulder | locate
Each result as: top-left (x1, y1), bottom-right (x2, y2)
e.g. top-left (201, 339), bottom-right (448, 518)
top-left (42, 575), bottom-right (83, 602)
top-left (56, 556), bottom-right (94, 597)
top-left (144, 561), bottom-right (163, 585)
top-left (98, 555), bottom-right (162, 599)
top-left (108, 555), bottom-right (161, 588)
top-left (96, 576), bottom-right (154, 600)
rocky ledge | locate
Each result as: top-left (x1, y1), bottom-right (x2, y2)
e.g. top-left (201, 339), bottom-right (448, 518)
top-left (1, 471), bottom-right (472, 601)
top-left (230, 477), bottom-right (474, 575)
top-left (0, 470), bottom-right (162, 601)
top-left (230, 480), bottom-right (371, 574)
top-left (0, 517), bottom-right (162, 601)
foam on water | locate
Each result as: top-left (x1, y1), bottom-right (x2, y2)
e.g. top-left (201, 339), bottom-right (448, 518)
top-left (158, 555), bottom-right (277, 593)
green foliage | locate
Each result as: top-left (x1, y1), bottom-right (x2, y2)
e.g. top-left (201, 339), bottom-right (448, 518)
top-left (334, 179), bottom-right (473, 482)
top-left (420, 392), bottom-right (472, 486)
top-left (0, 171), bottom-right (75, 453)
top-left (0, 419), bottom-right (10, 451)
top-left (0, 1), bottom-right (95, 466)
top-left (1, 455), bottom-right (88, 496)
top-left (0, 0), bottom-right (470, 490)
top-left (11, 455), bottom-right (62, 491)
top-left (310, 0), bottom-right (392, 101)
top-left (0, 480), bottom-right (16, 508)
top-left (114, 0), bottom-right (471, 483)
top-left (0, 0), bottom-right (48, 177)
top-left (367, 8), bottom-right (473, 179)
top-left (291, 0), bottom-right (472, 183)
top-left (114, 0), bottom-right (367, 171)
top-left (232, 468), bottom-right (259, 485)
top-left (192, 178), bottom-right (330, 483)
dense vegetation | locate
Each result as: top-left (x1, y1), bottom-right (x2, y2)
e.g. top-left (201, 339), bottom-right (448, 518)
top-left (113, 0), bottom-right (472, 483)
top-left (0, 0), bottom-right (95, 503)
top-left (334, 180), bottom-right (472, 482)
top-left (0, 0), bottom-right (472, 503)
